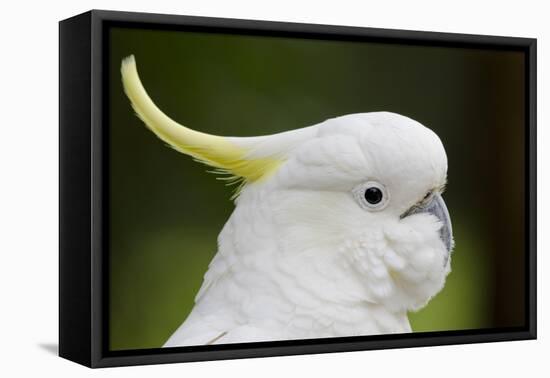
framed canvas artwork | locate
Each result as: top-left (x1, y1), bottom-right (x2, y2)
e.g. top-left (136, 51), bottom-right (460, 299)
top-left (59, 10), bottom-right (536, 368)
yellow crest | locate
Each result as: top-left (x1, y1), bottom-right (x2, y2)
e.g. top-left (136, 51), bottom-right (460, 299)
top-left (121, 55), bottom-right (282, 194)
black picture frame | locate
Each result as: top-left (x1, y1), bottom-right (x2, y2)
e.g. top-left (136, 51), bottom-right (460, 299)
top-left (59, 9), bottom-right (537, 368)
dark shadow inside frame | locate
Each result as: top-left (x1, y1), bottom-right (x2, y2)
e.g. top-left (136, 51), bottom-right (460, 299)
top-left (59, 9), bottom-right (536, 368)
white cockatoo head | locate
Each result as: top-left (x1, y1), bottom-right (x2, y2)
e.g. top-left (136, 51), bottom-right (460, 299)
top-left (121, 56), bottom-right (453, 322)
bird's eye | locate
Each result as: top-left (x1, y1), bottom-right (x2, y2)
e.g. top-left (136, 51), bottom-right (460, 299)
top-left (365, 187), bottom-right (383, 204)
top-left (352, 181), bottom-right (390, 211)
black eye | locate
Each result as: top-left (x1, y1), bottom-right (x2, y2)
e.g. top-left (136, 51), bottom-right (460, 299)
top-left (364, 187), bottom-right (383, 204)
top-left (352, 180), bottom-right (390, 211)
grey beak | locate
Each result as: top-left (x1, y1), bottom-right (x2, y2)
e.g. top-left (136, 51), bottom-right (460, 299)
top-left (402, 194), bottom-right (454, 265)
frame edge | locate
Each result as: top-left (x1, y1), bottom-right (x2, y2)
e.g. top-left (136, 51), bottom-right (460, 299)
top-left (59, 11), bottom-right (94, 368)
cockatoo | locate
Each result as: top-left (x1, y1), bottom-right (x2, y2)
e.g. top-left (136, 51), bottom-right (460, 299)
top-left (121, 55), bottom-right (454, 347)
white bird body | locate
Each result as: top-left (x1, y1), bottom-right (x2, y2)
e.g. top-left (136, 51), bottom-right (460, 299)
top-left (121, 56), bottom-right (453, 347)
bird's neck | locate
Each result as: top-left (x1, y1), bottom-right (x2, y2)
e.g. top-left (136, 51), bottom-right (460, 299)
top-left (194, 217), bottom-right (411, 340)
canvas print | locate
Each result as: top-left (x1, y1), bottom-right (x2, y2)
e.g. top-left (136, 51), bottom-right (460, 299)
top-left (108, 26), bottom-right (526, 351)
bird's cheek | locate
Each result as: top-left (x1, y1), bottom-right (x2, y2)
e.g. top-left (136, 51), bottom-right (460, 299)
top-left (384, 221), bottom-right (449, 276)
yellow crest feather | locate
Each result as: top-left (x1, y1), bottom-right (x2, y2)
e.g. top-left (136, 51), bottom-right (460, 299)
top-left (120, 55), bottom-right (282, 189)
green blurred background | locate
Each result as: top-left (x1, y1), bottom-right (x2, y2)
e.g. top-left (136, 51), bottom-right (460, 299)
top-left (108, 26), bottom-right (526, 351)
